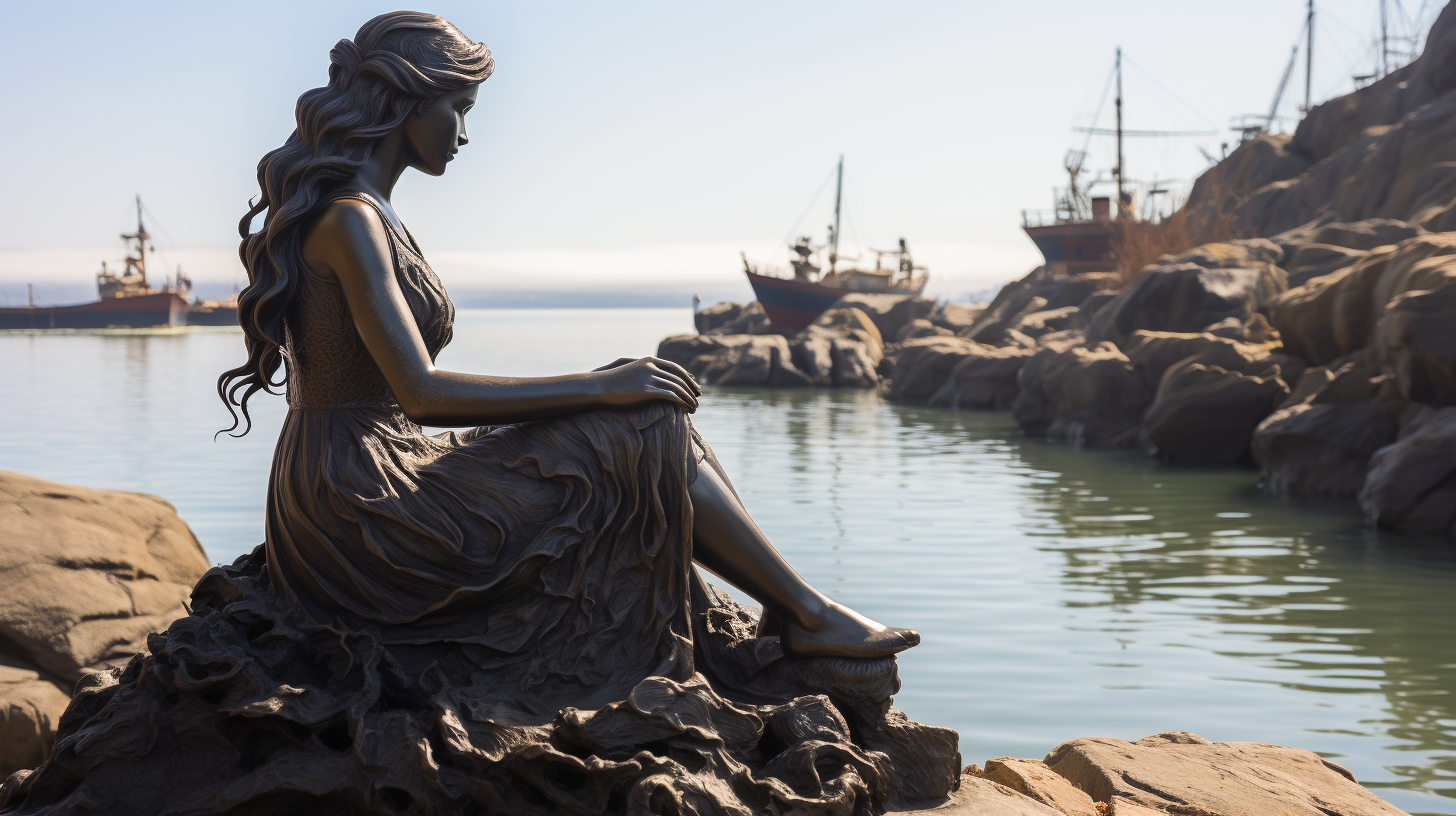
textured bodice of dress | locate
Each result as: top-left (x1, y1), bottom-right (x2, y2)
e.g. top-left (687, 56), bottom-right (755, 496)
top-left (284, 192), bottom-right (454, 411)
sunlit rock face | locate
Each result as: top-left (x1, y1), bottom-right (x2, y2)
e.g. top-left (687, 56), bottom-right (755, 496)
top-left (0, 470), bottom-right (210, 777)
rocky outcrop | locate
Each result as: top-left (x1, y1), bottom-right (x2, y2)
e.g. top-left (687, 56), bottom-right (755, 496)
top-left (1012, 343), bottom-right (1153, 447)
top-left (0, 471), bottom-right (210, 777)
top-left (903, 732), bottom-right (1404, 816)
top-left (660, 305), bottom-right (881, 388)
top-left (1084, 240), bottom-right (1287, 348)
top-left (1043, 732), bottom-right (1403, 816)
top-left (1143, 359), bottom-right (1290, 463)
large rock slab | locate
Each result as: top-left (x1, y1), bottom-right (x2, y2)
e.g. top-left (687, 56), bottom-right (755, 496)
top-left (889, 336), bottom-right (988, 405)
top-left (1044, 732), bottom-right (1405, 816)
top-left (1253, 401), bottom-right (1400, 497)
top-left (1085, 241), bottom-right (1287, 349)
top-left (1144, 360), bottom-right (1290, 463)
top-left (926, 345), bottom-right (1034, 410)
top-left (0, 471), bottom-right (209, 682)
top-left (1271, 232), bottom-right (1456, 366)
top-left (1360, 406), bottom-right (1456, 537)
top-left (831, 293), bottom-right (935, 341)
top-left (1012, 343), bottom-right (1154, 447)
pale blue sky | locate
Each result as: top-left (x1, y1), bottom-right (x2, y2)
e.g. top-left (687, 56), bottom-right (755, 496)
top-left (0, 0), bottom-right (1437, 302)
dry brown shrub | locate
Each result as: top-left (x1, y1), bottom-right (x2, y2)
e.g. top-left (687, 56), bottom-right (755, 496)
top-left (1111, 184), bottom-right (1241, 287)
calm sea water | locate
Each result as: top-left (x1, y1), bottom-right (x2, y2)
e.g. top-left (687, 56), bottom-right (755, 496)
top-left (2, 308), bottom-right (1454, 814)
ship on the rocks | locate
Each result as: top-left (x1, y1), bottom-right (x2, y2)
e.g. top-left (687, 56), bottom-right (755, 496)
top-left (742, 156), bottom-right (928, 333)
top-left (0, 196), bottom-right (238, 330)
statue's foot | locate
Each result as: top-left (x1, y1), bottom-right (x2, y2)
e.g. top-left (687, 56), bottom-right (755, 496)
top-left (779, 601), bottom-right (920, 659)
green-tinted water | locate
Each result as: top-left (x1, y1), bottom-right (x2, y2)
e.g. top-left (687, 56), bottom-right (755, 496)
top-left (2, 309), bottom-right (1452, 813)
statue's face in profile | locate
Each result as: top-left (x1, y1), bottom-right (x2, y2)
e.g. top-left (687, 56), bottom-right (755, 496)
top-left (404, 83), bottom-right (481, 176)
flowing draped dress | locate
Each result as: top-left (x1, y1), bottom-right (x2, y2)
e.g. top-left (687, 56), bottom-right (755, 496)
top-left (268, 192), bottom-right (699, 713)
top-left (0, 192), bottom-right (960, 816)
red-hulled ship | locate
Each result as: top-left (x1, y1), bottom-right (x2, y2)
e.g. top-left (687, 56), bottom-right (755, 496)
top-left (0, 196), bottom-right (237, 330)
top-left (741, 157), bottom-right (928, 333)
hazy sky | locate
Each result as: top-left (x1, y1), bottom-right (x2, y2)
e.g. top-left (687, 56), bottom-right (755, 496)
top-left (0, 0), bottom-right (1438, 304)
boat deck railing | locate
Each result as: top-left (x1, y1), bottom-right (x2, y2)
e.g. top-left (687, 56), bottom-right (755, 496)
top-left (1021, 209), bottom-right (1069, 228)
top-left (743, 260), bottom-right (794, 280)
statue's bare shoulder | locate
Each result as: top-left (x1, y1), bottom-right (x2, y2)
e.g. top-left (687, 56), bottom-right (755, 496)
top-left (302, 198), bottom-right (391, 284)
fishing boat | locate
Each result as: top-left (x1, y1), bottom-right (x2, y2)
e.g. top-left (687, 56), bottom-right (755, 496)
top-left (1022, 48), bottom-right (1219, 275)
top-left (742, 156), bottom-right (928, 333)
top-left (0, 196), bottom-right (238, 330)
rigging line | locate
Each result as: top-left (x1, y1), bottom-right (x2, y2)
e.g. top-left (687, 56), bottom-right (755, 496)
top-left (1121, 55), bottom-right (1219, 131)
top-left (1078, 62), bottom-right (1117, 158)
top-left (139, 199), bottom-right (180, 249)
top-left (777, 164), bottom-right (838, 253)
top-left (845, 176), bottom-right (901, 246)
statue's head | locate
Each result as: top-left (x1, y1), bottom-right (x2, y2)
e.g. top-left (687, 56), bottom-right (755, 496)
top-left (219, 12), bottom-right (494, 436)
top-left (321, 12), bottom-right (494, 176)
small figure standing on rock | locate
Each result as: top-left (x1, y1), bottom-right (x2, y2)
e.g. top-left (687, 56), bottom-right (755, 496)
top-left (0, 11), bottom-right (958, 816)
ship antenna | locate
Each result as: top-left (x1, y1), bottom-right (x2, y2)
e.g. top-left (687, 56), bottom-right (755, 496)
top-left (1114, 48), bottom-right (1126, 219)
top-left (829, 154), bottom-right (843, 273)
top-left (1304, 0), bottom-right (1314, 112)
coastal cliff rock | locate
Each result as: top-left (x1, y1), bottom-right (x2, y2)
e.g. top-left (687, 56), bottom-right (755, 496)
top-left (1011, 343), bottom-right (1153, 447)
top-left (0, 471), bottom-right (210, 777)
top-left (1144, 360), bottom-right (1291, 463)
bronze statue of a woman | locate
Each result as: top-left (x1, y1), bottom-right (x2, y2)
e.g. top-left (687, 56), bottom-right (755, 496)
top-left (0, 12), bottom-right (959, 815)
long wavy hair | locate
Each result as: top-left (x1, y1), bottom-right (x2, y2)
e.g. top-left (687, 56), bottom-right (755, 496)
top-left (217, 11), bottom-right (493, 435)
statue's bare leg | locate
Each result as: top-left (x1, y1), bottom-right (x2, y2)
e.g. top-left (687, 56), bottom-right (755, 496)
top-left (688, 460), bottom-right (920, 659)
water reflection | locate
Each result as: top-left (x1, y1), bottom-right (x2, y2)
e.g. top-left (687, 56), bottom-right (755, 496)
top-left (705, 388), bottom-right (1455, 813)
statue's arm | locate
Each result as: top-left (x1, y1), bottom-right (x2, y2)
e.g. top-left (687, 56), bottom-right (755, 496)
top-left (301, 200), bottom-right (699, 427)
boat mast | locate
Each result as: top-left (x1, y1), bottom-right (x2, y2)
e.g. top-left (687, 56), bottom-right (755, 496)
top-left (829, 155), bottom-right (843, 274)
top-left (1114, 48), bottom-right (1125, 219)
top-left (1304, 0), bottom-right (1314, 111)
top-left (120, 194), bottom-right (150, 287)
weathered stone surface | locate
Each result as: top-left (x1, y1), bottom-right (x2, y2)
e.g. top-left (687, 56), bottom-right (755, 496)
top-left (897, 318), bottom-right (954, 342)
top-left (1123, 330), bottom-right (1283, 391)
top-left (890, 776), bottom-right (1064, 816)
top-left (1012, 343), bottom-right (1154, 447)
top-left (832, 293), bottom-right (935, 341)
top-left (1043, 732), bottom-right (1404, 816)
top-left (694, 301), bottom-right (746, 334)
top-left (1375, 280), bottom-right (1456, 404)
top-left (1360, 406), bottom-right (1456, 537)
top-left (889, 336), bottom-right (987, 404)
top-left (695, 334), bottom-right (811, 386)
top-left (0, 655), bottom-right (70, 780)
top-left (0, 471), bottom-right (209, 683)
top-left (1145, 360), bottom-right (1290, 463)
top-left (795, 307), bottom-right (884, 388)
top-left (964, 268), bottom-right (1118, 347)
top-left (930, 303), bottom-right (985, 333)
top-left (926, 345), bottom-right (1035, 410)
top-left (978, 757), bottom-right (1097, 816)
top-left (708, 300), bottom-right (778, 336)
top-left (1279, 354), bottom-right (1385, 410)
top-left (1085, 241), bottom-right (1287, 349)
top-left (1253, 401), bottom-right (1400, 497)
top-left (1270, 234), bottom-right (1456, 365)
top-left (1284, 242), bottom-right (1369, 287)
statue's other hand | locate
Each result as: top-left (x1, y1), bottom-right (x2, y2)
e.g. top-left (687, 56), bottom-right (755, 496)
top-left (596, 357), bottom-right (701, 413)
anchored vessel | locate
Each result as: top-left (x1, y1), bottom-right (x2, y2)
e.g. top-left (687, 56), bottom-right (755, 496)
top-left (0, 196), bottom-right (238, 330)
top-left (742, 156), bottom-right (928, 333)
